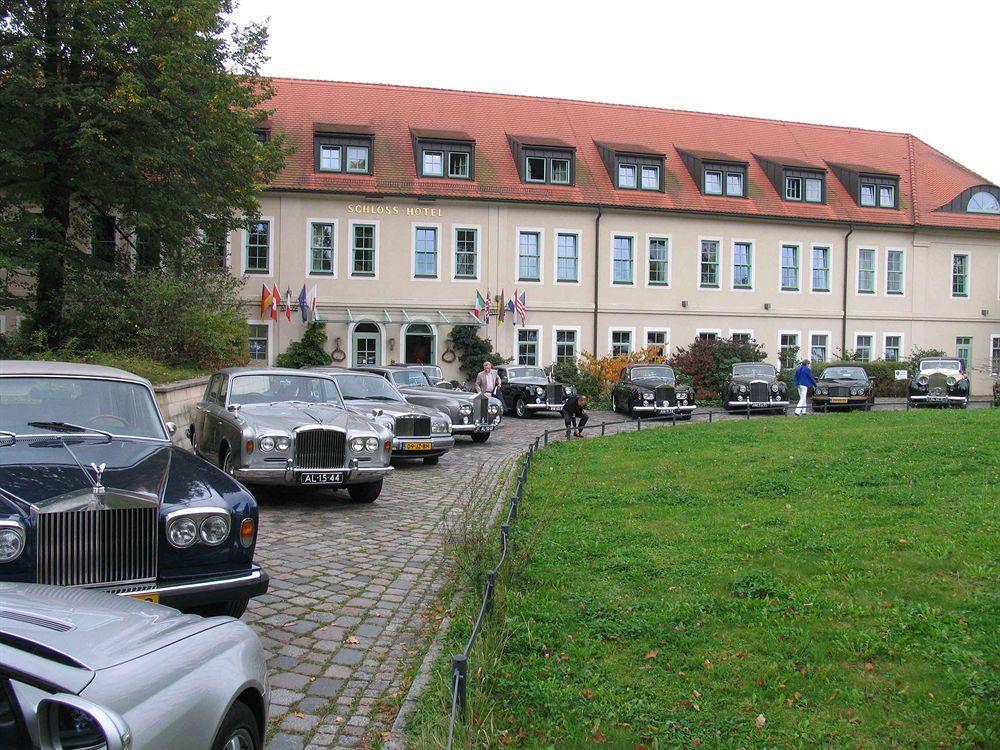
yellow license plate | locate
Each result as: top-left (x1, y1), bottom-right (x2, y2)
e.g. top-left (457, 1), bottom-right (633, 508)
top-left (405, 441), bottom-right (433, 450)
top-left (831, 397), bottom-right (848, 403)
top-left (131, 593), bottom-right (159, 604)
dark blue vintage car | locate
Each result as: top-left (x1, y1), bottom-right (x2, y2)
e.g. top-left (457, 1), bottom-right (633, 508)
top-left (0, 361), bottom-right (268, 617)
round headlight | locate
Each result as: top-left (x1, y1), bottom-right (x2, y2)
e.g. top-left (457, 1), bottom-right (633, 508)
top-left (563, 386), bottom-right (571, 394)
top-left (946, 376), bottom-right (957, 386)
top-left (459, 404), bottom-right (472, 415)
top-left (771, 384), bottom-right (779, 393)
top-left (643, 393), bottom-right (652, 401)
top-left (738, 385), bottom-right (747, 393)
top-left (488, 404), bottom-right (499, 413)
top-left (0, 526), bottom-right (25, 562)
top-left (168, 517), bottom-right (198, 548)
top-left (200, 514), bottom-right (230, 545)
top-left (276, 437), bottom-right (290, 451)
top-left (917, 375), bottom-right (928, 385)
top-left (535, 386), bottom-right (544, 395)
top-left (350, 437), bottom-right (365, 452)
top-left (259, 436), bottom-right (275, 452)
top-left (365, 437), bottom-right (379, 452)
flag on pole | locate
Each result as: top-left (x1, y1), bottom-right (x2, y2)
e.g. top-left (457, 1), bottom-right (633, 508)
top-left (298, 285), bottom-right (308, 323)
top-left (497, 289), bottom-right (506, 326)
top-left (308, 285), bottom-right (319, 322)
top-left (284, 286), bottom-right (293, 321)
top-left (548, 364), bottom-right (555, 382)
top-left (515, 290), bottom-right (527, 326)
top-left (260, 284), bottom-right (273, 319)
top-left (474, 290), bottom-right (486, 320)
top-left (270, 284), bottom-right (282, 321)
top-left (507, 289), bottom-right (517, 326)
top-left (483, 290), bottom-right (492, 324)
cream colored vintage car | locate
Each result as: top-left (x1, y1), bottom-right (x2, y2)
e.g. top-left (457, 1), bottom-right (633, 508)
top-left (907, 358), bottom-right (970, 408)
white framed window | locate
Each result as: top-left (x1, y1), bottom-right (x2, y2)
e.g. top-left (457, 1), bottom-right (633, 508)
top-left (805, 177), bottom-right (823, 203)
top-left (704, 170), bottom-right (723, 195)
top-left (448, 152), bottom-right (470, 178)
top-left (517, 229), bottom-right (543, 282)
top-left (349, 221), bottom-right (379, 279)
top-left (778, 331), bottom-right (801, 369)
top-left (319, 145), bottom-right (341, 172)
top-left (646, 235), bottom-right (670, 287)
top-left (247, 321), bottom-right (271, 364)
top-left (968, 191), bottom-right (1000, 214)
top-left (809, 332), bottom-right (831, 363)
top-left (525, 157), bottom-right (546, 183)
top-left (883, 333), bottom-right (904, 362)
top-left (453, 226), bottom-right (479, 280)
top-left (879, 184), bottom-right (895, 208)
top-left (307, 219), bottom-right (336, 276)
top-left (242, 218), bottom-right (273, 277)
top-left (345, 145), bottom-right (370, 173)
top-left (555, 232), bottom-right (579, 283)
top-left (726, 172), bottom-right (744, 197)
top-left (612, 234), bottom-right (635, 285)
top-left (412, 224), bottom-right (440, 279)
top-left (785, 176), bottom-right (802, 201)
top-left (644, 328), bottom-right (669, 355)
top-left (732, 240), bottom-right (753, 290)
top-left (860, 182), bottom-right (877, 207)
top-left (955, 336), bottom-right (972, 371)
top-left (550, 158), bottom-right (571, 184)
top-left (811, 245), bottom-right (831, 292)
top-left (857, 248), bottom-right (877, 294)
top-left (618, 163), bottom-right (637, 189)
top-left (609, 328), bottom-right (634, 356)
top-left (517, 327), bottom-right (541, 365)
top-left (854, 333), bottom-right (874, 362)
top-left (729, 330), bottom-right (754, 345)
top-left (780, 243), bottom-right (800, 291)
top-left (951, 252), bottom-right (969, 297)
top-left (641, 165), bottom-right (660, 190)
top-left (990, 334), bottom-right (1000, 375)
top-left (553, 327), bottom-right (581, 364)
top-left (421, 150), bottom-right (444, 176)
top-left (700, 238), bottom-right (721, 289)
top-left (697, 329), bottom-right (721, 341)
top-left (884, 248), bottom-right (905, 295)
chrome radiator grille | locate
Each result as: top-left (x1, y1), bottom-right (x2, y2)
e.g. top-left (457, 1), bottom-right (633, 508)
top-left (655, 384), bottom-right (676, 405)
top-left (928, 373), bottom-right (948, 395)
top-left (750, 382), bottom-right (769, 402)
top-left (830, 386), bottom-right (850, 398)
top-left (473, 396), bottom-right (489, 422)
top-left (295, 428), bottom-right (346, 469)
top-left (395, 415), bottom-right (431, 437)
top-left (36, 508), bottom-right (157, 587)
top-left (545, 384), bottom-right (563, 404)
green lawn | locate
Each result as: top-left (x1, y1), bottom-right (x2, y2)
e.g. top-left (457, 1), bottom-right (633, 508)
top-left (412, 410), bottom-right (999, 749)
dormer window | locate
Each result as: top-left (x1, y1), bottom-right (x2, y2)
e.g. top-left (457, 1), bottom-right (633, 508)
top-left (828, 162), bottom-right (899, 210)
top-left (785, 176), bottom-right (802, 200)
top-left (702, 165), bottom-right (745, 197)
top-left (878, 184), bottom-right (895, 208)
top-left (526, 157), bottom-right (546, 182)
top-left (641, 165), bottom-right (660, 190)
top-left (254, 129), bottom-right (270, 145)
top-left (449, 152), bottom-right (470, 178)
top-left (550, 158), bottom-right (571, 184)
top-left (346, 146), bottom-right (370, 173)
top-left (618, 164), bottom-right (637, 189)
top-left (319, 145), bottom-right (341, 171)
top-left (805, 177), bottom-right (823, 202)
top-left (596, 141), bottom-right (665, 192)
top-left (422, 150), bottom-right (444, 176)
top-left (705, 170), bottom-right (723, 194)
top-left (508, 134), bottom-right (575, 186)
top-left (968, 191), bottom-right (1000, 213)
top-left (314, 123), bottom-right (374, 175)
top-left (933, 184), bottom-right (1000, 215)
top-left (411, 129), bottom-right (475, 180)
top-left (755, 155), bottom-right (826, 204)
top-left (725, 171), bottom-right (744, 197)
top-left (859, 179), bottom-right (896, 208)
top-left (860, 182), bottom-right (876, 206)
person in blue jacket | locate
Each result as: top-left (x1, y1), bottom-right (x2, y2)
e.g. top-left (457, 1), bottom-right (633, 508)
top-left (794, 359), bottom-right (817, 415)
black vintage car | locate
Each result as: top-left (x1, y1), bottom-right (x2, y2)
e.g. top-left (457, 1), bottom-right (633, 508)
top-left (907, 358), bottom-right (970, 408)
top-left (812, 365), bottom-right (875, 410)
top-left (611, 364), bottom-right (696, 418)
top-left (0, 361), bottom-right (267, 618)
top-left (496, 365), bottom-right (577, 418)
top-left (723, 362), bottom-right (789, 413)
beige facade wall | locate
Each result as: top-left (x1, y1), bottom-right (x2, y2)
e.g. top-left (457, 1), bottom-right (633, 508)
top-left (237, 193), bottom-right (1000, 394)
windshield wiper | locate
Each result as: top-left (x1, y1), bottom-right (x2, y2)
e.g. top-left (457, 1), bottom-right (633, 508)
top-left (27, 421), bottom-right (113, 439)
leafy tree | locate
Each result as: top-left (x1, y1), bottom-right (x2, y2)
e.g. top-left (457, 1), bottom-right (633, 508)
top-left (448, 326), bottom-right (508, 382)
top-left (275, 323), bottom-right (331, 369)
top-left (0, 0), bottom-right (288, 345)
top-left (669, 337), bottom-right (769, 399)
top-left (577, 346), bottom-right (668, 402)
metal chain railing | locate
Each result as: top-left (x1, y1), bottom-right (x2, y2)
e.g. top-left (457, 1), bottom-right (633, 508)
top-left (444, 395), bottom-right (992, 747)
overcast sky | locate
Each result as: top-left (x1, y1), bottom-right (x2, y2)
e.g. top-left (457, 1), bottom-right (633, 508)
top-left (230, 0), bottom-right (1000, 183)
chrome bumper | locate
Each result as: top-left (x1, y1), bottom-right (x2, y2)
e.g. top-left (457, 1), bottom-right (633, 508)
top-left (525, 402), bottom-right (564, 411)
top-left (452, 421), bottom-right (497, 433)
top-left (908, 395), bottom-right (967, 403)
top-left (235, 464), bottom-right (393, 485)
top-left (726, 400), bottom-right (789, 408)
top-left (632, 404), bottom-right (697, 413)
top-left (102, 566), bottom-right (269, 606)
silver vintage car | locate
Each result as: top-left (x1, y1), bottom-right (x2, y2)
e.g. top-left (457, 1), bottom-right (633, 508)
top-left (312, 368), bottom-right (454, 464)
top-left (0, 582), bottom-right (268, 750)
top-left (188, 368), bottom-right (393, 502)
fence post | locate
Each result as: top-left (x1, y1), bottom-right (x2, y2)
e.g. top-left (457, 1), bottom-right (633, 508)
top-left (509, 495), bottom-right (518, 522)
top-left (637, 417), bottom-right (642, 431)
top-left (709, 410), bottom-right (713, 423)
top-left (746, 403), bottom-right (751, 420)
top-left (601, 422), bottom-right (606, 436)
top-left (484, 569), bottom-right (496, 616)
top-left (452, 654), bottom-right (468, 722)
top-left (501, 522), bottom-right (509, 554)
top-left (544, 429), bottom-right (549, 446)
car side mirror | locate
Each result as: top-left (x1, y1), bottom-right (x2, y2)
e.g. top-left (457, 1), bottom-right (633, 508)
top-left (227, 404), bottom-right (240, 414)
top-left (371, 408), bottom-right (383, 417)
top-left (165, 421), bottom-right (177, 436)
top-left (37, 694), bottom-right (132, 750)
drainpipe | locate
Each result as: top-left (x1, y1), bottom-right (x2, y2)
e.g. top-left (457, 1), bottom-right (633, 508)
top-left (593, 205), bottom-right (603, 354)
top-left (841, 224), bottom-right (854, 355)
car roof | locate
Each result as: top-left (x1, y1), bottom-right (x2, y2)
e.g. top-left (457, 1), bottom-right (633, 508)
top-left (0, 360), bottom-right (151, 386)
top-left (218, 366), bottom-right (336, 379)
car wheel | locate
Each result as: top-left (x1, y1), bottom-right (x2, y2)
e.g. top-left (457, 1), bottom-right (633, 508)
top-left (514, 397), bottom-right (530, 418)
top-left (211, 700), bottom-right (260, 750)
top-left (221, 447), bottom-right (236, 477)
top-left (470, 432), bottom-right (490, 443)
top-left (423, 455), bottom-right (440, 465)
top-left (348, 480), bottom-right (383, 503)
top-left (192, 597), bottom-right (250, 619)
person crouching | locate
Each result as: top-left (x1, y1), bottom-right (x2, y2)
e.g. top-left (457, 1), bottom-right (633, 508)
top-left (562, 394), bottom-right (589, 438)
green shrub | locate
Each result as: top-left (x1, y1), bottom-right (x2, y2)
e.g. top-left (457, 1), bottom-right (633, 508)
top-left (815, 359), bottom-right (913, 397)
top-left (552, 360), bottom-right (601, 401)
top-left (448, 326), bottom-right (508, 382)
top-left (275, 322), bottom-right (331, 368)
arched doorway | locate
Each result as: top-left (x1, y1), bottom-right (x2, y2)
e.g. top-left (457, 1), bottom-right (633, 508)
top-left (404, 323), bottom-right (436, 365)
top-left (352, 322), bottom-right (382, 366)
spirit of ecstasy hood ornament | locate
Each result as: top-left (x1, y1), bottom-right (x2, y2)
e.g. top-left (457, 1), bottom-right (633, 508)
top-left (90, 462), bottom-right (107, 495)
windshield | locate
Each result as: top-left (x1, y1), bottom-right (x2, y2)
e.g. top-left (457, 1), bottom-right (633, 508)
top-left (409, 365), bottom-right (443, 380)
top-left (228, 374), bottom-right (344, 407)
top-left (507, 367), bottom-right (546, 380)
top-left (391, 370), bottom-right (432, 387)
top-left (732, 363), bottom-right (776, 378)
top-left (334, 374), bottom-right (405, 402)
top-left (821, 366), bottom-right (868, 380)
top-left (630, 366), bottom-right (675, 380)
top-left (919, 359), bottom-right (962, 372)
top-left (0, 376), bottom-right (167, 439)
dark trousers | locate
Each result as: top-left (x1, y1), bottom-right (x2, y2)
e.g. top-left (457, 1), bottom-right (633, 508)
top-left (563, 410), bottom-right (588, 436)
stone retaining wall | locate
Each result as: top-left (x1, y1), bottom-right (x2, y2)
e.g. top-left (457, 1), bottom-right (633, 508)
top-left (153, 376), bottom-right (208, 448)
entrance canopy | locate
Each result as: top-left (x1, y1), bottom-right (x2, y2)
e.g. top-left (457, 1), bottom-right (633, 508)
top-left (317, 308), bottom-right (484, 327)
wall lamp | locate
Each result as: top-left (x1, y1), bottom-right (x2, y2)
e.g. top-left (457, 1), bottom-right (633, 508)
top-left (681, 300), bottom-right (689, 308)
top-left (764, 303), bottom-right (772, 310)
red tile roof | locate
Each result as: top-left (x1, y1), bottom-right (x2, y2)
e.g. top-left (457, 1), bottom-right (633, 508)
top-left (265, 78), bottom-right (1000, 232)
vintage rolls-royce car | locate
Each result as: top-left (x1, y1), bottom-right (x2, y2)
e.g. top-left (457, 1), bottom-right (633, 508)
top-left (496, 365), bottom-right (577, 418)
top-left (0, 361), bottom-right (267, 618)
top-left (361, 365), bottom-right (502, 442)
top-left (907, 358), bottom-right (970, 408)
top-left (403, 363), bottom-right (449, 386)
top-left (1, 582), bottom-right (268, 750)
top-left (189, 368), bottom-right (393, 502)
top-left (724, 362), bottom-right (789, 413)
top-left (611, 364), bottom-right (696, 418)
top-left (311, 368), bottom-right (454, 464)
top-left (811, 365), bottom-right (875, 410)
